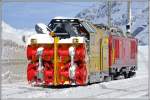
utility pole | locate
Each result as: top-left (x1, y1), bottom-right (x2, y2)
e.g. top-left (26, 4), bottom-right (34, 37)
top-left (126, 0), bottom-right (131, 36)
top-left (108, 0), bottom-right (112, 28)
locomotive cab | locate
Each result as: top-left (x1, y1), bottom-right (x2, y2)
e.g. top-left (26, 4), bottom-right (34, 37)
top-left (47, 18), bottom-right (94, 40)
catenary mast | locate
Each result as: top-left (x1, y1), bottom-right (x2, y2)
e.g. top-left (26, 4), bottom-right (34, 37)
top-left (126, 0), bottom-right (131, 36)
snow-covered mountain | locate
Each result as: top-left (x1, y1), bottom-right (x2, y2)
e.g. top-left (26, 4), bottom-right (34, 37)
top-left (75, 1), bottom-right (149, 45)
top-left (2, 21), bottom-right (35, 59)
top-left (2, 21), bottom-right (35, 45)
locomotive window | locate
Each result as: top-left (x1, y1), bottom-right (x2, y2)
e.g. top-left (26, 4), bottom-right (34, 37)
top-left (48, 21), bottom-right (78, 38)
top-left (53, 23), bottom-right (67, 33)
top-left (48, 19), bottom-right (90, 39)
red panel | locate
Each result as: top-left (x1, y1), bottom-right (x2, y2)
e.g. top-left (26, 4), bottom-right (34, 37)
top-left (27, 45), bottom-right (54, 62)
top-left (115, 39), bottom-right (120, 59)
top-left (130, 40), bottom-right (136, 59)
top-left (75, 63), bottom-right (87, 85)
top-left (122, 39), bottom-right (126, 64)
top-left (58, 47), bottom-right (69, 57)
top-left (27, 62), bottom-right (38, 82)
top-left (43, 62), bottom-right (54, 85)
top-left (42, 48), bottom-right (54, 61)
top-left (75, 45), bottom-right (86, 61)
top-left (26, 45), bottom-right (37, 61)
top-left (109, 36), bottom-right (112, 66)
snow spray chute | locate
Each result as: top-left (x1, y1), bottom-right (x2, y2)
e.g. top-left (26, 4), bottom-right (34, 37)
top-left (35, 23), bottom-right (51, 34)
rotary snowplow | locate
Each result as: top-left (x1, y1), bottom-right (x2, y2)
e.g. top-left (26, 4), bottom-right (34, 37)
top-left (26, 17), bottom-right (137, 86)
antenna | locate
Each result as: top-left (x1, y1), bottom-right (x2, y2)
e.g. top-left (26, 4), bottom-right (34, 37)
top-left (126, 0), bottom-right (131, 36)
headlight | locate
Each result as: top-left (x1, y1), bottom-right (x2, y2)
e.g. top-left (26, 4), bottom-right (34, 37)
top-left (31, 38), bottom-right (37, 44)
top-left (72, 38), bottom-right (79, 43)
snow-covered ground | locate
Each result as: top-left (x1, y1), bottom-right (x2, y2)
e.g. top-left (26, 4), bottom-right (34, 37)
top-left (1, 45), bottom-right (148, 98)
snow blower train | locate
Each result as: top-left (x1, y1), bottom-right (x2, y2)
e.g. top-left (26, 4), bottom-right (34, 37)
top-left (26, 17), bottom-right (138, 86)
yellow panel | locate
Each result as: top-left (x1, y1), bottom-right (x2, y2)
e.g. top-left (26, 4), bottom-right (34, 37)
top-left (102, 37), bottom-right (109, 71)
top-left (112, 48), bottom-right (115, 64)
top-left (100, 39), bottom-right (103, 71)
top-left (54, 37), bottom-right (59, 86)
top-left (89, 27), bottom-right (109, 73)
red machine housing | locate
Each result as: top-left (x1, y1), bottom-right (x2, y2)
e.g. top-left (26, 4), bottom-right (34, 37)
top-left (26, 44), bottom-right (87, 86)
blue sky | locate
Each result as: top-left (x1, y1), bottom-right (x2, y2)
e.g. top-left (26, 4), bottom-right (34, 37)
top-left (2, 2), bottom-right (93, 29)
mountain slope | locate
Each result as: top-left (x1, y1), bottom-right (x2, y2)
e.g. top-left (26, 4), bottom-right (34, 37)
top-left (2, 21), bottom-right (35, 45)
top-left (2, 21), bottom-right (35, 59)
top-left (75, 1), bottom-right (149, 45)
